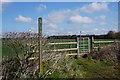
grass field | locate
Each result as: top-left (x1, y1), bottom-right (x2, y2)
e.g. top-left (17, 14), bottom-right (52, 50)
top-left (2, 38), bottom-right (120, 79)
top-left (49, 38), bottom-right (120, 53)
top-left (2, 38), bottom-right (120, 59)
top-left (46, 56), bottom-right (120, 78)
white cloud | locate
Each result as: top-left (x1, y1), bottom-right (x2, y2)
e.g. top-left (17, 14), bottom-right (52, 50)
top-left (46, 23), bottom-right (58, 29)
top-left (43, 19), bottom-right (58, 29)
top-left (69, 15), bottom-right (93, 24)
top-left (82, 28), bottom-right (109, 35)
top-left (80, 2), bottom-right (109, 13)
top-left (99, 22), bottom-right (107, 25)
top-left (46, 9), bottom-right (71, 23)
top-left (94, 15), bottom-right (107, 26)
top-left (37, 4), bottom-right (46, 12)
top-left (15, 15), bottom-right (32, 23)
top-left (43, 9), bottom-right (70, 33)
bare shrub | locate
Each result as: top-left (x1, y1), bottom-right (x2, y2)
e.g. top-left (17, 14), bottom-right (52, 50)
top-left (2, 32), bottom-right (39, 79)
top-left (2, 32), bottom-right (66, 79)
top-left (93, 42), bottom-right (120, 63)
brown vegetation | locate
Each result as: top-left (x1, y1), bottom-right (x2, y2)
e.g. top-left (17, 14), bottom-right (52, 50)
top-left (92, 42), bottom-right (120, 63)
top-left (2, 32), bottom-right (66, 79)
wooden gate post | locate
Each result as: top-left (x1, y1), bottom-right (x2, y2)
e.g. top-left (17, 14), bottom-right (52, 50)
top-left (91, 36), bottom-right (94, 51)
top-left (76, 37), bottom-right (79, 56)
top-left (38, 17), bottom-right (43, 75)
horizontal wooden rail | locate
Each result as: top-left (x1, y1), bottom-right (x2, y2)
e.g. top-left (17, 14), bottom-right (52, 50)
top-left (27, 43), bottom-right (38, 46)
top-left (43, 48), bottom-right (78, 52)
top-left (94, 47), bottom-right (99, 49)
top-left (94, 47), bottom-right (104, 49)
top-left (51, 39), bottom-right (75, 40)
top-left (48, 42), bottom-right (77, 45)
top-left (66, 53), bottom-right (77, 56)
top-left (27, 42), bottom-right (78, 46)
top-left (94, 41), bottom-right (115, 43)
top-left (115, 41), bottom-right (120, 43)
top-left (66, 52), bottom-right (88, 56)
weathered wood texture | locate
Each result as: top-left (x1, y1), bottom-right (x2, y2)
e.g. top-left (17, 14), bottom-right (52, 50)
top-left (94, 41), bottom-right (115, 43)
top-left (92, 36), bottom-right (120, 50)
top-left (48, 42), bottom-right (77, 45)
top-left (43, 48), bottom-right (78, 52)
top-left (66, 52), bottom-right (88, 56)
top-left (38, 17), bottom-right (43, 75)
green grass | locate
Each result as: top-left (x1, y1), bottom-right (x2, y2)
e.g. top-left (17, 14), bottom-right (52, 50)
top-left (2, 40), bottom-right (28, 59)
top-left (2, 42), bottom-right (17, 59)
top-left (94, 39), bottom-right (120, 48)
top-left (2, 38), bottom-right (120, 79)
top-left (2, 38), bottom-right (120, 58)
top-left (49, 39), bottom-right (120, 53)
top-left (47, 56), bottom-right (119, 78)
top-left (95, 39), bottom-right (120, 41)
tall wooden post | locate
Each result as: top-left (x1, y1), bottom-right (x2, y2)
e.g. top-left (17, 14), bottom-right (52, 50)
top-left (91, 36), bottom-right (94, 51)
top-left (38, 17), bottom-right (43, 75)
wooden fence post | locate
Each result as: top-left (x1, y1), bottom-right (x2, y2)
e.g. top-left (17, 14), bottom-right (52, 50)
top-left (91, 36), bottom-right (94, 51)
top-left (76, 37), bottom-right (79, 56)
top-left (83, 38), bottom-right (85, 53)
top-left (38, 17), bottom-right (43, 75)
top-left (88, 37), bottom-right (90, 53)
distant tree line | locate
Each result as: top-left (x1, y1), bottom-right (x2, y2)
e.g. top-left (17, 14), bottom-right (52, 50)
top-left (2, 31), bottom-right (120, 39)
top-left (48, 31), bottom-right (120, 39)
top-left (106, 31), bottom-right (120, 39)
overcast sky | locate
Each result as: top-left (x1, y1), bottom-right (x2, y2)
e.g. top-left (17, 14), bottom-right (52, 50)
top-left (2, 2), bottom-right (118, 36)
